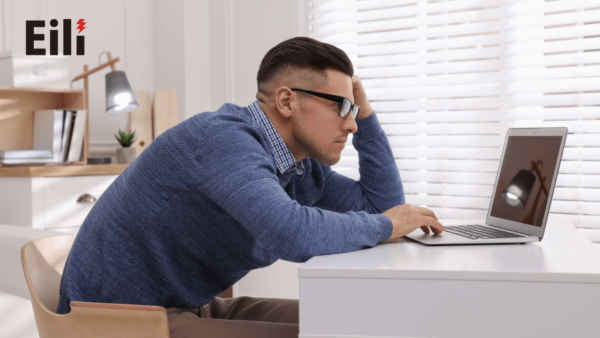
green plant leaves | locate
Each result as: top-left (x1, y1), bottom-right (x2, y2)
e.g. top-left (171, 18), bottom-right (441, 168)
top-left (114, 129), bottom-right (137, 148)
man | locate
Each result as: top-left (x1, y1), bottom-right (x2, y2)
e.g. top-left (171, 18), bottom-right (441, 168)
top-left (57, 37), bottom-right (444, 337)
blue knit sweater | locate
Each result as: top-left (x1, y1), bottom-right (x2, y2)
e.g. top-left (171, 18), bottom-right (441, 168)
top-left (57, 103), bottom-right (404, 314)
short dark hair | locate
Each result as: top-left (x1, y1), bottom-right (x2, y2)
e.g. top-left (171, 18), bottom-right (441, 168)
top-left (257, 37), bottom-right (354, 91)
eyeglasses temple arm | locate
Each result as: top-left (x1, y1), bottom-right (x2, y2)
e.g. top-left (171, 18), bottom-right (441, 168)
top-left (291, 88), bottom-right (345, 104)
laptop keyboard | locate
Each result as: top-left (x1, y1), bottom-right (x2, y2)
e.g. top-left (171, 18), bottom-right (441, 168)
top-left (444, 224), bottom-right (525, 240)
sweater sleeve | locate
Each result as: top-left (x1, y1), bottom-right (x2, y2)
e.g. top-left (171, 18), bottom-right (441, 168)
top-left (193, 116), bottom-right (392, 263)
top-left (313, 112), bottom-right (406, 214)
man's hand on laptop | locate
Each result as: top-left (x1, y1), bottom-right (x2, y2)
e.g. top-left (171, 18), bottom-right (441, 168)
top-left (383, 204), bottom-right (445, 239)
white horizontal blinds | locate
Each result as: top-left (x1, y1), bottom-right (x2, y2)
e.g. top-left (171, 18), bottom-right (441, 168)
top-left (390, 0), bottom-right (502, 220)
top-left (308, 0), bottom-right (360, 179)
top-left (528, 0), bottom-right (600, 241)
top-left (307, 0), bottom-right (600, 242)
top-left (497, 0), bottom-right (600, 241)
top-left (307, 1), bottom-right (358, 63)
top-left (321, 0), bottom-right (506, 220)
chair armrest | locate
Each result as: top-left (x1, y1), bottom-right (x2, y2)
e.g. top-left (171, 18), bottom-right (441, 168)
top-left (70, 301), bottom-right (168, 313)
top-left (65, 301), bottom-right (169, 338)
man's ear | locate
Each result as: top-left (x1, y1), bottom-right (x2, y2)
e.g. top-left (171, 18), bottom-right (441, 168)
top-left (274, 86), bottom-right (294, 119)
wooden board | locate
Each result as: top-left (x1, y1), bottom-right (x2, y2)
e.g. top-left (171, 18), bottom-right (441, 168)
top-left (0, 98), bottom-right (20, 121)
top-left (0, 164), bottom-right (127, 177)
top-left (217, 287), bottom-right (233, 298)
top-left (0, 87), bottom-right (84, 94)
top-left (128, 91), bottom-right (153, 157)
top-left (62, 91), bottom-right (85, 110)
top-left (0, 88), bottom-right (85, 151)
top-left (152, 90), bottom-right (178, 139)
top-left (81, 65), bottom-right (90, 162)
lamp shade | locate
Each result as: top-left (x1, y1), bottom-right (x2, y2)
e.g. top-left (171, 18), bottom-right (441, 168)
top-left (105, 71), bottom-right (138, 114)
top-left (500, 169), bottom-right (536, 209)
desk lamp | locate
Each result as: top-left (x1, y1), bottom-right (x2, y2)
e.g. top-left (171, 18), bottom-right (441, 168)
top-left (72, 52), bottom-right (138, 160)
top-left (73, 52), bottom-right (138, 115)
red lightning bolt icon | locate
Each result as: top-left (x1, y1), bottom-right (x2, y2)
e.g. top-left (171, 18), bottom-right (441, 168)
top-left (76, 19), bottom-right (86, 34)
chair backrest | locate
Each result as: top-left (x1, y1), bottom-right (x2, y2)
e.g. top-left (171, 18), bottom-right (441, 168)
top-left (21, 236), bottom-right (170, 338)
top-left (21, 235), bottom-right (75, 313)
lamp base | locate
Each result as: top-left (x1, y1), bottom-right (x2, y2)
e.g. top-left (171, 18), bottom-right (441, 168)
top-left (87, 157), bottom-right (111, 165)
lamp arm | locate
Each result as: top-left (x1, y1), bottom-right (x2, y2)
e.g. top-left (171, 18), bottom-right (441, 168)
top-left (530, 160), bottom-right (549, 196)
top-left (72, 56), bottom-right (120, 82)
top-left (106, 52), bottom-right (117, 72)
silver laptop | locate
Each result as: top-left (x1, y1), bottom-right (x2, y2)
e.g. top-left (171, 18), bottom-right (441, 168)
top-left (406, 127), bottom-right (567, 245)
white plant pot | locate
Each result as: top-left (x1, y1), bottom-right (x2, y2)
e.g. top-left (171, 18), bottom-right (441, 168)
top-left (116, 147), bottom-right (136, 164)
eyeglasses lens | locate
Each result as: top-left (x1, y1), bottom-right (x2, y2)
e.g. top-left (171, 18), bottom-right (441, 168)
top-left (340, 99), bottom-right (352, 119)
top-left (352, 106), bottom-right (360, 120)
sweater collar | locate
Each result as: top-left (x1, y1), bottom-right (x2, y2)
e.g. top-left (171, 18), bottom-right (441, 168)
top-left (247, 101), bottom-right (305, 176)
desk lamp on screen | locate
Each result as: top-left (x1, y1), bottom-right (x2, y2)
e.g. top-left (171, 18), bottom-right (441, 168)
top-left (500, 159), bottom-right (549, 224)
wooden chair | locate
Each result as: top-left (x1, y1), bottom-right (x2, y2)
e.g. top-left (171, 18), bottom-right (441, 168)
top-left (21, 235), bottom-right (170, 338)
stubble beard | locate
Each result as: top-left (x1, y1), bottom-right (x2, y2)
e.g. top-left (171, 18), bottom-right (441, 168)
top-left (295, 122), bottom-right (341, 166)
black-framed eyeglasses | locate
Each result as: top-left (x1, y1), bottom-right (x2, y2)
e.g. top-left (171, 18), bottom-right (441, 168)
top-left (291, 88), bottom-right (360, 120)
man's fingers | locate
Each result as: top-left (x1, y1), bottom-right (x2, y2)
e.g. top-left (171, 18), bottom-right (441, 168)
top-left (420, 225), bottom-right (430, 234)
top-left (422, 215), bottom-right (445, 234)
top-left (417, 207), bottom-right (443, 234)
top-left (416, 206), bottom-right (438, 220)
top-left (351, 75), bottom-right (374, 117)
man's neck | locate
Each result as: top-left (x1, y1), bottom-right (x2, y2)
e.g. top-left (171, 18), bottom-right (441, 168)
top-left (257, 100), bottom-right (305, 163)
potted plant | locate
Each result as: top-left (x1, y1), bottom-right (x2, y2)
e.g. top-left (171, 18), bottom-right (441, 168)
top-left (115, 129), bottom-right (137, 164)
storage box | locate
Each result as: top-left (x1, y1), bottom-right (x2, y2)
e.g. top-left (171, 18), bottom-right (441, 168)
top-left (0, 50), bottom-right (70, 89)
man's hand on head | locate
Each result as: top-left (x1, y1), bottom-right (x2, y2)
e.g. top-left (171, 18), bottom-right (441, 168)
top-left (382, 204), bottom-right (445, 240)
top-left (351, 75), bottom-right (374, 120)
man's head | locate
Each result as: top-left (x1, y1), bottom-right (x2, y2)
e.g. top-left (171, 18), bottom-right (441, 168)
top-left (256, 37), bottom-right (357, 166)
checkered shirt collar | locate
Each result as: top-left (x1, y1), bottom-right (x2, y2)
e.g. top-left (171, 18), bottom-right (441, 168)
top-left (247, 101), bottom-right (305, 175)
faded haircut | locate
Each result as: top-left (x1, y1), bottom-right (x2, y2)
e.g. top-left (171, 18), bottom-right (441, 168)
top-left (256, 37), bottom-right (354, 96)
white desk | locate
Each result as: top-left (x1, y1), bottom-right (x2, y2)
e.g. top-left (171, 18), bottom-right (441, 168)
top-left (299, 220), bottom-right (600, 338)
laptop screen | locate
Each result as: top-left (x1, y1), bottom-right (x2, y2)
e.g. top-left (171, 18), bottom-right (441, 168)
top-left (489, 136), bottom-right (563, 227)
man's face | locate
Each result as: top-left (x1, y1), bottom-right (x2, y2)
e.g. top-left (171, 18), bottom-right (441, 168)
top-left (292, 69), bottom-right (358, 166)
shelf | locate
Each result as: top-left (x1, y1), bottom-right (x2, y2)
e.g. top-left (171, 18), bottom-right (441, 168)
top-left (0, 87), bottom-right (84, 94)
top-left (0, 164), bottom-right (127, 177)
top-left (0, 86), bottom-right (88, 162)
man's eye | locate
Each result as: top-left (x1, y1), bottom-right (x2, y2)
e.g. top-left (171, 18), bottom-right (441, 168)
top-left (335, 104), bottom-right (341, 110)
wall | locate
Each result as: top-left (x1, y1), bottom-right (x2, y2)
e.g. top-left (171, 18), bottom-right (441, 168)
top-left (219, 1), bottom-right (305, 299)
top-left (1, 0), bottom-right (305, 300)
top-left (157, 0), bottom-right (306, 300)
top-left (0, 0), bottom-right (154, 158)
top-left (0, 0), bottom-right (302, 151)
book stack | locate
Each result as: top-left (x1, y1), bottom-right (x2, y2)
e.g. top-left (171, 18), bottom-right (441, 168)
top-left (0, 109), bottom-right (88, 165)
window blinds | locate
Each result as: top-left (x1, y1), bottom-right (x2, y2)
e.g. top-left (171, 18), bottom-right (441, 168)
top-left (307, 0), bottom-right (600, 243)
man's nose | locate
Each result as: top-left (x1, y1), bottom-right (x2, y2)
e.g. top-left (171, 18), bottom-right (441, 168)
top-left (343, 115), bottom-right (358, 134)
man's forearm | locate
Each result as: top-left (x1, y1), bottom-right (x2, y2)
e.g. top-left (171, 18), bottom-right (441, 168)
top-left (352, 111), bottom-right (405, 212)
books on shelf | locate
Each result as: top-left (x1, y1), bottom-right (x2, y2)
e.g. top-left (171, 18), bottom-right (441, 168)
top-left (0, 109), bottom-right (87, 165)
top-left (66, 110), bottom-right (87, 162)
top-left (0, 149), bottom-right (52, 159)
top-left (59, 110), bottom-right (74, 162)
top-left (33, 109), bottom-right (64, 162)
top-left (0, 157), bottom-right (56, 165)
top-left (0, 149), bottom-right (52, 164)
